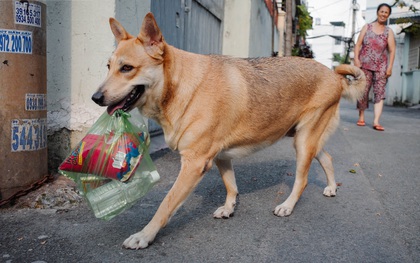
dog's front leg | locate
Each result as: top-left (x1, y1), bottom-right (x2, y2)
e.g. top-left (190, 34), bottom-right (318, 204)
top-left (123, 151), bottom-right (207, 249)
top-left (213, 158), bottom-right (238, 218)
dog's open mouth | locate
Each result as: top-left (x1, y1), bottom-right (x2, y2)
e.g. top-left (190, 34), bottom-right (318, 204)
top-left (107, 85), bottom-right (146, 115)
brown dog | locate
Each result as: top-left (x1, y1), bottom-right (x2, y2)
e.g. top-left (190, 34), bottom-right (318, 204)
top-left (92, 13), bottom-right (366, 249)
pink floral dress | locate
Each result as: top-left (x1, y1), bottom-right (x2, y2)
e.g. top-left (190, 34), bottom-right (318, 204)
top-left (357, 23), bottom-right (390, 110)
top-left (360, 23), bottom-right (389, 72)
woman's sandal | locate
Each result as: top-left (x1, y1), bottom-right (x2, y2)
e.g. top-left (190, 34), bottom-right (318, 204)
top-left (357, 120), bottom-right (366, 126)
top-left (373, 124), bottom-right (385, 131)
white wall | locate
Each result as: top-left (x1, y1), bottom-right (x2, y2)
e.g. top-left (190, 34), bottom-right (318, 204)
top-left (307, 24), bottom-right (345, 69)
top-left (47, 0), bottom-right (151, 136)
top-left (332, 26), bottom-right (345, 55)
top-left (223, 0), bottom-right (278, 58)
top-left (47, 0), bottom-right (114, 135)
top-left (46, 0), bottom-right (151, 169)
top-left (223, 0), bottom-right (251, 57)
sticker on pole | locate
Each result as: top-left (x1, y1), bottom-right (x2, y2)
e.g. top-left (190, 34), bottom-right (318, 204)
top-left (11, 118), bottom-right (47, 152)
top-left (25, 93), bottom-right (47, 111)
top-left (14, 1), bottom-right (42, 27)
top-left (0, 29), bottom-right (32, 54)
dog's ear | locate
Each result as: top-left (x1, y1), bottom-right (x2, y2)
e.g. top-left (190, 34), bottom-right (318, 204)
top-left (109, 18), bottom-right (129, 43)
top-left (138, 12), bottom-right (164, 60)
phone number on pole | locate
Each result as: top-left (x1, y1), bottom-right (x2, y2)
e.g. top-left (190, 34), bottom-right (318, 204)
top-left (0, 29), bottom-right (32, 54)
top-left (15, 1), bottom-right (42, 27)
top-left (11, 118), bottom-right (47, 152)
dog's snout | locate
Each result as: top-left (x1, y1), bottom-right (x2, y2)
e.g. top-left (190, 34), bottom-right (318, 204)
top-left (92, 91), bottom-right (105, 105)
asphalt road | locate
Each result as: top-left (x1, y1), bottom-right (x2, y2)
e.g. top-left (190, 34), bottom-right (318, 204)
top-left (1, 100), bottom-right (419, 263)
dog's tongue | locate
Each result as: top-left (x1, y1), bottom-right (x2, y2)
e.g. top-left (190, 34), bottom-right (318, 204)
top-left (107, 100), bottom-right (126, 115)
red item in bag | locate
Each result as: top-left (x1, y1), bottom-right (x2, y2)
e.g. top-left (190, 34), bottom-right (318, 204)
top-left (59, 133), bottom-right (143, 182)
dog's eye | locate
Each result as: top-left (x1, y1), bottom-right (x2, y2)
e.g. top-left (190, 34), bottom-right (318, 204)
top-left (121, 65), bottom-right (134, 73)
top-left (106, 64), bottom-right (110, 70)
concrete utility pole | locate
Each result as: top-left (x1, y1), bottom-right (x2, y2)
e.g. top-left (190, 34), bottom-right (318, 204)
top-left (351, 0), bottom-right (358, 41)
top-left (349, 0), bottom-right (359, 63)
top-left (285, 0), bottom-right (293, 56)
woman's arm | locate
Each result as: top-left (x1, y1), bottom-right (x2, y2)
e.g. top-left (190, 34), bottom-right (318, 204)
top-left (386, 28), bottom-right (396, 77)
top-left (353, 25), bottom-right (367, 68)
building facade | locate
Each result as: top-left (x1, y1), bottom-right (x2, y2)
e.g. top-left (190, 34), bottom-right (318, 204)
top-left (46, 0), bottom-right (279, 171)
top-left (307, 21), bottom-right (346, 69)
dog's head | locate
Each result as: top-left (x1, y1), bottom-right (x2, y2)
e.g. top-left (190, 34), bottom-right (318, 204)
top-left (92, 13), bottom-right (165, 114)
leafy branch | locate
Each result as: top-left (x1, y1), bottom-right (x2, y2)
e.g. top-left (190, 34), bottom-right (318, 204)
top-left (296, 5), bottom-right (312, 36)
top-left (292, 4), bottom-right (314, 58)
top-left (392, 0), bottom-right (419, 36)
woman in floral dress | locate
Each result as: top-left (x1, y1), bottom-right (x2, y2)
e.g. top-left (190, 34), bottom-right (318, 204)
top-left (354, 3), bottom-right (396, 131)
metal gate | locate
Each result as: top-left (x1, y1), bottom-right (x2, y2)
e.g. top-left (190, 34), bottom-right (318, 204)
top-left (151, 0), bottom-right (223, 54)
top-left (149, 0), bottom-right (224, 134)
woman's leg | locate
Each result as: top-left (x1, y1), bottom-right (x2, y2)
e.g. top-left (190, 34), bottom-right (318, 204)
top-left (358, 109), bottom-right (365, 123)
top-left (372, 71), bottom-right (387, 126)
top-left (357, 69), bottom-right (372, 123)
top-left (373, 100), bottom-right (384, 126)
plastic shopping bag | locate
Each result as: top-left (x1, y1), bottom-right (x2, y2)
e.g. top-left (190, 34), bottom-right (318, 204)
top-left (59, 109), bottom-right (159, 220)
top-left (59, 110), bottom-right (148, 182)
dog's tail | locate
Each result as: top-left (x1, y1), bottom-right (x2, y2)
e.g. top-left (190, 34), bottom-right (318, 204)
top-left (335, 64), bottom-right (366, 102)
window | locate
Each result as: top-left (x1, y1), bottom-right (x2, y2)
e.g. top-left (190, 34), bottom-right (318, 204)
top-left (418, 47), bottom-right (420, 69)
top-left (408, 37), bottom-right (420, 70)
top-left (335, 38), bottom-right (341, 45)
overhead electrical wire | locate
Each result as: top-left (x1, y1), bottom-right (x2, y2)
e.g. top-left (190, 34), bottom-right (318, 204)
top-left (310, 0), bottom-right (347, 12)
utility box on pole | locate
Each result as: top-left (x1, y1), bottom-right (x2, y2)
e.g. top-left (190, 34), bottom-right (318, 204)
top-left (0, 0), bottom-right (48, 202)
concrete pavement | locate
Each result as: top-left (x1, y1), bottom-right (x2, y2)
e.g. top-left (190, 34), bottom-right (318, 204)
top-left (1, 100), bottom-right (419, 263)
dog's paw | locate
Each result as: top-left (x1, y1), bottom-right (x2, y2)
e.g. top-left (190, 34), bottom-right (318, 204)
top-left (273, 204), bottom-right (293, 217)
top-left (122, 231), bottom-right (154, 250)
top-left (323, 186), bottom-right (337, 197)
top-left (213, 206), bottom-right (234, 219)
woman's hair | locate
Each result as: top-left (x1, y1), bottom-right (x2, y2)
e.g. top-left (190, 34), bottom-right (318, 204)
top-left (377, 3), bottom-right (392, 15)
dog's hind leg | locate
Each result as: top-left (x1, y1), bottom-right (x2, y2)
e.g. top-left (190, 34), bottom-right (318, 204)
top-left (213, 158), bottom-right (238, 218)
top-left (274, 105), bottom-right (339, 217)
top-left (315, 149), bottom-right (337, 197)
top-left (274, 131), bottom-right (313, 217)
top-left (314, 106), bottom-right (339, 197)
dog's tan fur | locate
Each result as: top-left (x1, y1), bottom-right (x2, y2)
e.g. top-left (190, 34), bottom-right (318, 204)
top-left (93, 13), bottom-right (366, 249)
